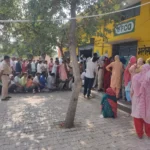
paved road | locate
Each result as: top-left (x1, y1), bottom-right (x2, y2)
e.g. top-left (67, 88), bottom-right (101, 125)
top-left (0, 92), bottom-right (149, 150)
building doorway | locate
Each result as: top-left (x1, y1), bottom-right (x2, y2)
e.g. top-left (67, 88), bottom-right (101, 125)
top-left (112, 41), bottom-right (137, 57)
top-left (79, 44), bottom-right (94, 58)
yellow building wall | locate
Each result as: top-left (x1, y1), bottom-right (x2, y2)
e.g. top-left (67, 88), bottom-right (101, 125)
top-left (95, 0), bottom-right (150, 60)
top-left (62, 0), bottom-right (150, 61)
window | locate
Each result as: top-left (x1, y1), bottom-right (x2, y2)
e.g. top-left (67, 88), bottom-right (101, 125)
top-left (121, 2), bottom-right (141, 21)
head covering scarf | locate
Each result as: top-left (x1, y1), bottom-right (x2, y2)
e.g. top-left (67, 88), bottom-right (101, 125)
top-left (134, 64), bottom-right (150, 82)
top-left (137, 58), bottom-right (144, 66)
top-left (124, 56), bottom-right (136, 86)
top-left (120, 56), bottom-right (127, 65)
top-left (132, 64), bottom-right (150, 97)
top-left (114, 55), bottom-right (120, 62)
top-left (138, 65), bottom-right (150, 124)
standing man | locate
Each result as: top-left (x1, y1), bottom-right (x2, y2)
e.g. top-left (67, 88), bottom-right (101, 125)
top-left (83, 54), bottom-right (98, 99)
top-left (31, 60), bottom-right (36, 76)
top-left (10, 57), bottom-right (16, 75)
top-left (27, 60), bottom-right (32, 75)
top-left (15, 58), bottom-right (22, 74)
top-left (49, 58), bottom-right (53, 73)
top-left (0, 56), bottom-right (12, 101)
top-left (37, 61), bottom-right (42, 74)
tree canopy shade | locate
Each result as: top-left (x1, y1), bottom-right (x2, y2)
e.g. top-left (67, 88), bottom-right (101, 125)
top-left (0, 0), bottom-right (121, 57)
top-left (26, 0), bottom-right (121, 128)
top-left (0, 0), bottom-right (122, 127)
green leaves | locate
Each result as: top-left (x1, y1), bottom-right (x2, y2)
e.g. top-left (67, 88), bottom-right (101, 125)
top-left (0, 0), bottom-right (121, 57)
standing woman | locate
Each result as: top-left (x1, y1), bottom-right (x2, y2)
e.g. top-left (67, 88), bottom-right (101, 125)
top-left (131, 64), bottom-right (150, 139)
top-left (83, 55), bottom-right (98, 99)
top-left (124, 56), bottom-right (136, 102)
top-left (129, 58), bottom-right (144, 75)
top-left (106, 55), bottom-right (123, 98)
top-left (103, 57), bottom-right (111, 92)
top-left (59, 60), bottom-right (68, 81)
top-left (97, 56), bottom-right (104, 91)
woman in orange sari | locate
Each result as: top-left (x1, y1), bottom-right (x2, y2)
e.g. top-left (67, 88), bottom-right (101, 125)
top-left (106, 55), bottom-right (123, 98)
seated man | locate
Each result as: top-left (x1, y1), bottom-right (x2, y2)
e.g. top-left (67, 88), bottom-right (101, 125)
top-left (8, 74), bottom-right (17, 93)
top-left (33, 73), bottom-right (41, 92)
top-left (39, 72), bottom-right (47, 90)
top-left (20, 72), bottom-right (27, 87)
top-left (47, 73), bottom-right (56, 90)
top-left (14, 73), bottom-right (24, 92)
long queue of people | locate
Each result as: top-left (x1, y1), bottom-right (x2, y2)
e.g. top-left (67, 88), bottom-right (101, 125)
top-left (81, 53), bottom-right (150, 139)
top-left (0, 54), bottom-right (150, 139)
top-left (0, 56), bottom-right (73, 100)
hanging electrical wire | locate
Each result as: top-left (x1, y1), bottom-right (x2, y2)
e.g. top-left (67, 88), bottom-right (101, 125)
top-left (0, 1), bottom-right (150, 23)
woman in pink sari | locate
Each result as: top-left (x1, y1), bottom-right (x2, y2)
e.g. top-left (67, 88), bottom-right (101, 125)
top-left (129, 58), bottom-right (144, 76)
top-left (59, 61), bottom-right (68, 81)
top-left (131, 64), bottom-right (150, 139)
top-left (124, 56), bottom-right (136, 102)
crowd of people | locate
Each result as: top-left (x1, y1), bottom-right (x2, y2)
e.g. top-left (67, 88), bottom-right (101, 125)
top-left (79, 53), bottom-right (150, 139)
top-left (0, 56), bottom-right (73, 100)
top-left (0, 53), bottom-right (150, 139)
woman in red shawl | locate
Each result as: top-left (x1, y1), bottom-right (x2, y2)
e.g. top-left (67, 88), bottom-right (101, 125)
top-left (103, 57), bottom-right (111, 92)
top-left (100, 88), bottom-right (117, 118)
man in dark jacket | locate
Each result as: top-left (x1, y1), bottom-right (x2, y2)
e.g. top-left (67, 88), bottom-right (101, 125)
top-left (15, 58), bottom-right (22, 73)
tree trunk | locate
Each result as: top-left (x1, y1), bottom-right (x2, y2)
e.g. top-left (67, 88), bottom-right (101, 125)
top-left (65, 0), bottom-right (81, 128)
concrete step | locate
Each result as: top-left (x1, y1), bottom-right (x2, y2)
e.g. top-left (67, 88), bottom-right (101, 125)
top-left (118, 100), bottom-right (131, 114)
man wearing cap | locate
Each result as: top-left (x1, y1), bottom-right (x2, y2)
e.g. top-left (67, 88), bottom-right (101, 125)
top-left (0, 56), bottom-right (12, 101)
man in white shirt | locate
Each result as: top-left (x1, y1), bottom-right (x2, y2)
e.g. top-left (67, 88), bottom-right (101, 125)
top-left (33, 73), bottom-right (40, 85)
top-left (52, 61), bottom-right (58, 75)
top-left (84, 54), bottom-right (98, 99)
top-left (37, 61), bottom-right (42, 74)
top-left (33, 73), bottom-right (41, 92)
top-left (31, 60), bottom-right (36, 76)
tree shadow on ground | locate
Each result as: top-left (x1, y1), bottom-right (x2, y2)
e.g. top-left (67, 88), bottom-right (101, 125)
top-left (0, 92), bottom-right (149, 150)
